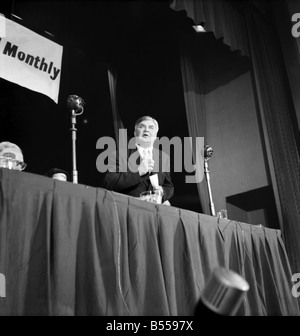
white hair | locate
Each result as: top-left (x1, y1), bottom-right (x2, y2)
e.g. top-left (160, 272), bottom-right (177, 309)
top-left (134, 116), bottom-right (159, 134)
top-left (0, 141), bottom-right (23, 154)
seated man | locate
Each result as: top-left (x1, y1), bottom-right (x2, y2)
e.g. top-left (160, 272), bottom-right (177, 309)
top-left (0, 141), bottom-right (26, 171)
top-left (103, 116), bottom-right (174, 203)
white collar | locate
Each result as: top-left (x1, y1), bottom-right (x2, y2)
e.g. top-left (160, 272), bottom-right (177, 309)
top-left (136, 143), bottom-right (153, 151)
top-left (136, 143), bottom-right (153, 158)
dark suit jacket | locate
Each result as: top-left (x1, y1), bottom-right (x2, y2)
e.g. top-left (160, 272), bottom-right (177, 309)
top-left (103, 147), bottom-right (174, 201)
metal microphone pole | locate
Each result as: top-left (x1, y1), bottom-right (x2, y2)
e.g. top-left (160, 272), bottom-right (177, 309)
top-left (67, 95), bottom-right (85, 184)
top-left (204, 145), bottom-right (216, 216)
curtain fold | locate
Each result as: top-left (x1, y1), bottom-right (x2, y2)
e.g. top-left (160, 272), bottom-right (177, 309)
top-left (170, 0), bottom-right (250, 56)
top-left (107, 67), bottom-right (125, 146)
top-left (170, 0), bottom-right (300, 276)
top-left (179, 37), bottom-right (210, 215)
top-left (244, 7), bottom-right (300, 276)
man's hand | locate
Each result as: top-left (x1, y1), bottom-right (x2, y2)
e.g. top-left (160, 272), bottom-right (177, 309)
top-left (153, 185), bottom-right (164, 195)
top-left (138, 158), bottom-right (154, 176)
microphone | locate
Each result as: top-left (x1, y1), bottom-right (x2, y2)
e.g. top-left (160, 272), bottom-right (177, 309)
top-left (68, 94), bottom-right (85, 184)
top-left (194, 267), bottom-right (249, 316)
top-left (67, 95), bottom-right (85, 113)
top-left (204, 145), bottom-right (214, 159)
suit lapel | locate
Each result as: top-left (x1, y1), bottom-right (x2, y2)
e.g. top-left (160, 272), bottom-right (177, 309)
top-left (128, 147), bottom-right (141, 172)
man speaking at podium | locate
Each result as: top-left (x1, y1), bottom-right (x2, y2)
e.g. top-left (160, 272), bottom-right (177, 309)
top-left (103, 116), bottom-right (174, 204)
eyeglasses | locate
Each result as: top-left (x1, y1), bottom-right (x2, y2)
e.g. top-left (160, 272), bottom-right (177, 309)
top-left (0, 155), bottom-right (27, 171)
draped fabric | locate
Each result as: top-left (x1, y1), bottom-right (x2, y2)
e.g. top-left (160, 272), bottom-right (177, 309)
top-left (244, 8), bottom-right (300, 276)
top-left (179, 39), bottom-right (210, 215)
top-left (177, 31), bottom-right (249, 216)
top-left (0, 168), bottom-right (299, 316)
top-left (170, 0), bottom-right (300, 276)
top-left (171, 0), bottom-right (252, 215)
top-left (170, 0), bottom-right (250, 56)
top-left (107, 67), bottom-right (125, 146)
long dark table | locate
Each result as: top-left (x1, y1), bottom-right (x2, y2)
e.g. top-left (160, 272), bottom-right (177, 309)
top-left (0, 168), bottom-right (299, 315)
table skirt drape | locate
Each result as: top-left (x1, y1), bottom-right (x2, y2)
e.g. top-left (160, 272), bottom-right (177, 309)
top-left (0, 169), bottom-right (299, 315)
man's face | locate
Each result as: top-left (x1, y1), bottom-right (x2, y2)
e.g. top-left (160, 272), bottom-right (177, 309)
top-left (0, 148), bottom-right (24, 171)
top-left (135, 119), bottom-right (158, 146)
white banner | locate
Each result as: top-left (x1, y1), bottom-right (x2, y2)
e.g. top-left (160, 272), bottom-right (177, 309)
top-left (0, 15), bottom-right (63, 103)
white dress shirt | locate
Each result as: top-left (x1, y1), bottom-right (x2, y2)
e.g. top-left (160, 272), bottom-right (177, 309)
top-left (136, 144), bottom-right (153, 160)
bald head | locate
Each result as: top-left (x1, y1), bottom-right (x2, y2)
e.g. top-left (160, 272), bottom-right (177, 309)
top-left (0, 141), bottom-right (25, 170)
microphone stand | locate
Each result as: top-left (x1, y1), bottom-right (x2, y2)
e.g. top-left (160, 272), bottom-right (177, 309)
top-left (204, 146), bottom-right (216, 216)
top-left (68, 95), bottom-right (84, 184)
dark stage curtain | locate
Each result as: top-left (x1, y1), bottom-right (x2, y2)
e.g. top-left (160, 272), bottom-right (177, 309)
top-left (178, 31), bottom-right (249, 216)
top-left (0, 168), bottom-right (299, 316)
top-left (170, 0), bottom-right (300, 276)
top-left (179, 40), bottom-right (210, 215)
top-left (107, 67), bottom-right (125, 147)
top-left (244, 7), bottom-right (300, 276)
top-left (170, 0), bottom-right (250, 56)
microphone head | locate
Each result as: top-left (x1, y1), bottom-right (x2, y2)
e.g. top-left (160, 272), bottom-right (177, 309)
top-left (67, 95), bottom-right (85, 112)
top-left (204, 145), bottom-right (214, 159)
